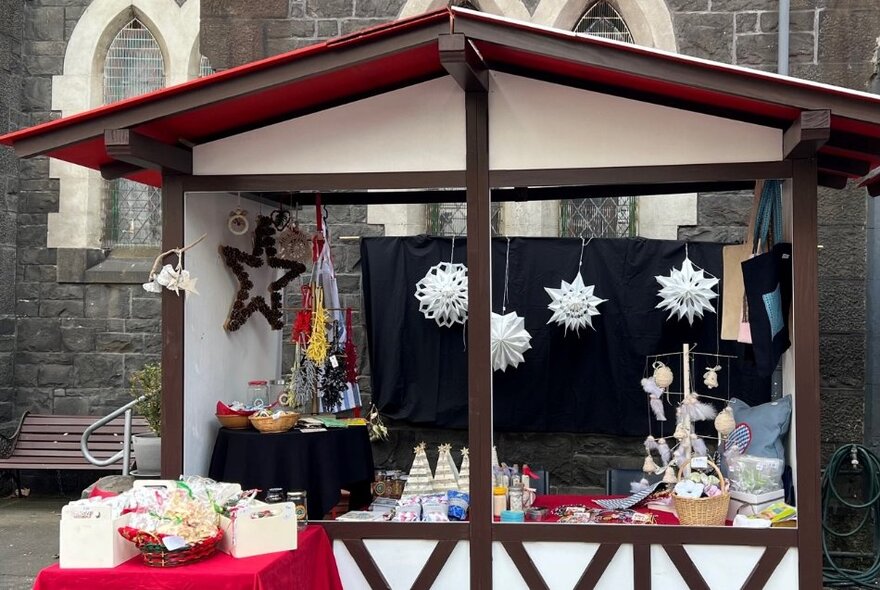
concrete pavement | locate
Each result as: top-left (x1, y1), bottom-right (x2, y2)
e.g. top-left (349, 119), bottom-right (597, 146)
top-left (0, 496), bottom-right (70, 590)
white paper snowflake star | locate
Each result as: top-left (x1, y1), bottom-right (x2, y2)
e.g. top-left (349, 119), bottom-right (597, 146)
top-left (491, 312), bottom-right (532, 372)
top-left (655, 256), bottom-right (719, 325)
top-left (414, 262), bottom-right (469, 327)
top-left (545, 272), bottom-right (606, 335)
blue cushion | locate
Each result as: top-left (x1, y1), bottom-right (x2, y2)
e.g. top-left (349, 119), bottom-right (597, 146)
top-left (728, 396), bottom-right (792, 462)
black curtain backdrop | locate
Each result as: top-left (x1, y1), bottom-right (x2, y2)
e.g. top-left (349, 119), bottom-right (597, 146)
top-left (361, 236), bottom-right (771, 436)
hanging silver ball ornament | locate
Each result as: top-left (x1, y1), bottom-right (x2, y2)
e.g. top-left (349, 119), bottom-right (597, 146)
top-left (652, 361), bottom-right (674, 389)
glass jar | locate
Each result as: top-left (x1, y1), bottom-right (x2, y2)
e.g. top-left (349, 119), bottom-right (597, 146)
top-left (508, 485), bottom-right (524, 512)
top-left (268, 379), bottom-right (286, 405)
top-left (287, 490), bottom-right (308, 530)
top-left (265, 488), bottom-right (285, 504)
top-left (247, 380), bottom-right (269, 409)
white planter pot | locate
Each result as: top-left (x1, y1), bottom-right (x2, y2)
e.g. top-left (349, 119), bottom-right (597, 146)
top-left (132, 433), bottom-right (162, 474)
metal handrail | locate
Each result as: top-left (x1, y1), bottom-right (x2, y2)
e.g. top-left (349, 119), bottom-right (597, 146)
top-left (80, 396), bottom-right (145, 476)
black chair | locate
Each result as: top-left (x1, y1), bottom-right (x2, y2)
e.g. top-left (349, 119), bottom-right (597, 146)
top-left (606, 468), bottom-right (661, 495)
top-left (528, 469), bottom-right (550, 495)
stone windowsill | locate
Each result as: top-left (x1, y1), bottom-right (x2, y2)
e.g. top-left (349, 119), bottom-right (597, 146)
top-left (57, 248), bottom-right (159, 285)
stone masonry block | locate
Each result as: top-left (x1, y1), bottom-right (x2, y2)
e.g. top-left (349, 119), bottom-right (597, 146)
top-left (674, 13), bottom-right (734, 64)
top-left (200, 19), bottom-right (265, 70)
top-left (61, 327), bottom-right (95, 352)
top-left (820, 389), bottom-right (864, 444)
top-left (697, 191), bottom-right (752, 226)
top-left (818, 9), bottom-right (880, 64)
top-left (15, 387), bottom-right (53, 414)
top-left (735, 32), bottom-right (814, 67)
top-left (666, 0), bottom-right (708, 10)
top-left (317, 20), bottom-right (339, 37)
top-left (759, 10), bottom-right (816, 33)
top-left (25, 7), bottom-right (64, 41)
top-left (571, 453), bottom-right (643, 489)
top-left (40, 300), bottom-right (84, 317)
top-left (711, 0), bottom-right (781, 10)
top-left (202, 0), bottom-right (288, 18)
top-left (96, 332), bottom-right (142, 353)
top-left (125, 319), bottom-right (160, 333)
top-left (818, 225), bottom-right (866, 280)
top-left (496, 433), bottom-right (574, 486)
top-left (340, 18), bottom-right (385, 35)
top-left (819, 280), bottom-right (866, 334)
top-left (85, 285), bottom-right (130, 319)
top-left (736, 12), bottom-right (759, 34)
top-left (130, 297), bottom-right (161, 319)
top-left (792, 62), bottom-right (875, 91)
top-left (677, 225), bottom-right (746, 243)
top-left (53, 396), bottom-right (90, 415)
top-left (38, 364), bottom-right (73, 386)
top-left (820, 334), bottom-right (865, 389)
top-left (354, 0), bottom-right (406, 18)
top-left (16, 317), bottom-right (62, 351)
top-left (819, 188), bottom-right (868, 227)
top-left (74, 354), bottom-right (124, 388)
top-left (265, 19), bottom-right (316, 38)
top-left (307, 0), bottom-right (354, 18)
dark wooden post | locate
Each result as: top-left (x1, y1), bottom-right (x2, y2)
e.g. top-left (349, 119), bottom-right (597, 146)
top-left (790, 157), bottom-right (822, 588)
top-left (160, 174), bottom-right (185, 478)
top-left (465, 88), bottom-right (492, 589)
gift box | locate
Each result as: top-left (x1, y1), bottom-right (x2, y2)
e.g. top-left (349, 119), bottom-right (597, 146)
top-left (726, 489), bottom-right (785, 521)
top-left (59, 503), bottom-right (138, 569)
top-left (219, 501), bottom-right (298, 558)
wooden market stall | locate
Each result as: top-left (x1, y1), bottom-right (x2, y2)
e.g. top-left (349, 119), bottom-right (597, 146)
top-left (5, 7), bottom-right (880, 588)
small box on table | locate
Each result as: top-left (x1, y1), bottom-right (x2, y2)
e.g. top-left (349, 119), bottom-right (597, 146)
top-left (726, 489), bottom-right (785, 521)
top-left (219, 501), bottom-right (298, 558)
top-left (59, 503), bottom-right (139, 569)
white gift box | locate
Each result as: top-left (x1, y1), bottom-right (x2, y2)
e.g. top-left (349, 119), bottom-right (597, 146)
top-left (726, 489), bottom-right (785, 521)
top-left (219, 501), bottom-right (298, 558)
top-left (59, 503), bottom-right (138, 569)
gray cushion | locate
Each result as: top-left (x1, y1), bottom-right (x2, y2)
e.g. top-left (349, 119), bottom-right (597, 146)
top-left (728, 396), bottom-right (792, 462)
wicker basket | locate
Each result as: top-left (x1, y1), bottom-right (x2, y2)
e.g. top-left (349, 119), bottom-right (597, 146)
top-left (216, 414), bottom-right (250, 429)
top-left (118, 527), bottom-right (223, 567)
top-left (249, 412), bottom-right (300, 433)
top-left (672, 459), bottom-right (730, 526)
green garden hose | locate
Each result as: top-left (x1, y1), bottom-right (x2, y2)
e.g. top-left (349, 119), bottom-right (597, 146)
top-left (822, 444), bottom-right (880, 588)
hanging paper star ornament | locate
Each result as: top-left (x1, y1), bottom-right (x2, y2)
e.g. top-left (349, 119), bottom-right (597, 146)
top-left (414, 262), bottom-right (469, 327)
top-left (655, 256), bottom-right (719, 325)
top-left (545, 272), bottom-right (606, 335)
top-left (491, 312), bottom-right (532, 372)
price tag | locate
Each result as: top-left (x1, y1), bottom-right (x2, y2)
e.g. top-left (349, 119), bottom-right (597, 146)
top-left (691, 456), bottom-right (708, 470)
top-left (329, 355), bottom-right (339, 368)
top-left (162, 536), bottom-right (187, 551)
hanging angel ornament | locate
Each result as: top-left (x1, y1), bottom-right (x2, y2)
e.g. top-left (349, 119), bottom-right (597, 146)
top-left (414, 262), bottom-right (469, 328)
top-left (142, 234), bottom-right (206, 296)
top-left (703, 364), bottom-right (721, 389)
top-left (655, 248), bottom-right (719, 325)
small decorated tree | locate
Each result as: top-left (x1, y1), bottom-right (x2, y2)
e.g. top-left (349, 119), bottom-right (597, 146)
top-left (402, 442), bottom-right (434, 496)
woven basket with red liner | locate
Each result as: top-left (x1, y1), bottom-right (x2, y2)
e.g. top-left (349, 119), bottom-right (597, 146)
top-left (118, 526), bottom-right (223, 567)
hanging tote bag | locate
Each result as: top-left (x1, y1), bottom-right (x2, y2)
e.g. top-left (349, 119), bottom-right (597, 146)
top-left (721, 181), bottom-right (764, 341)
top-left (740, 180), bottom-right (792, 377)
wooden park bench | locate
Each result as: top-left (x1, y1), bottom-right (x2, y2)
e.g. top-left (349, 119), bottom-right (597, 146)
top-left (0, 412), bottom-right (150, 495)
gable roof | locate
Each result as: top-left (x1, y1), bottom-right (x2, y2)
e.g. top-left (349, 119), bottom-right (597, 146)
top-left (2, 7), bottom-right (880, 191)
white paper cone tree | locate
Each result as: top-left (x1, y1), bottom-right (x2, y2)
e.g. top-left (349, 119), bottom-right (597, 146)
top-left (433, 443), bottom-right (460, 493)
top-left (402, 442), bottom-right (435, 496)
top-left (459, 447), bottom-right (470, 494)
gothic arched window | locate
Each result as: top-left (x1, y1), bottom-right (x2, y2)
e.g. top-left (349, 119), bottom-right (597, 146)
top-left (574, 1), bottom-right (634, 43)
top-left (103, 19), bottom-right (165, 248)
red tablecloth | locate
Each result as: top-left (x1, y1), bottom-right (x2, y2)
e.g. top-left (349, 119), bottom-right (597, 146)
top-left (33, 525), bottom-right (342, 590)
top-left (531, 494), bottom-right (680, 525)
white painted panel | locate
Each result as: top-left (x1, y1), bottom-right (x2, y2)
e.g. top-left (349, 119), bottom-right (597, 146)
top-left (595, 544), bottom-right (633, 590)
top-left (433, 541), bottom-right (469, 590)
top-left (333, 540), bottom-right (371, 590)
top-left (489, 72), bottom-right (782, 171)
top-left (183, 192), bottom-right (283, 476)
top-left (492, 542), bottom-right (530, 590)
top-left (763, 548), bottom-right (799, 590)
top-left (650, 546), bottom-right (688, 590)
top-left (683, 544), bottom-right (764, 590)
top-left (364, 539), bottom-right (438, 589)
top-left (523, 542), bottom-right (599, 590)
top-left (193, 77), bottom-right (466, 176)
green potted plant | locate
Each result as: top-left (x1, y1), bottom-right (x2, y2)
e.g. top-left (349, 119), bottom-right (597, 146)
top-left (130, 362), bottom-right (161, 474)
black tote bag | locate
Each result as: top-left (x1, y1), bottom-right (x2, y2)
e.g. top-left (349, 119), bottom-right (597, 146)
top-left (741, 180), bottom-right (791, 377)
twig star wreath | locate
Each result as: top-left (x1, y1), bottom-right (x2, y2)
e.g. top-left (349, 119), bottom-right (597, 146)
top-left (221, 215), bottom-right (306, 332)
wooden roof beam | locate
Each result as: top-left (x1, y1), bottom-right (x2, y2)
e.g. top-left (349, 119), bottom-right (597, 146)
top-left (100, 161), bottom-right (145, 181)
top-left (104, 129), bottom-right (192, 175)
top-left (439, 33), bottom-right (488, 92)
top-left (784, 110), bottom-right (830, 160)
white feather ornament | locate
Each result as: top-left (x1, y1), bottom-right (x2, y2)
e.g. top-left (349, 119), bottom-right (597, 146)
top-left (691, 435), bottom-right (708, 457)
top-left (673, 444), bottom-right (688, 465)
top-left (644, 435), bottom-right (658, 452)
top-left (679, 393), bottom-right (718, 422)
top-left (655, 255), bottom-right (719, 325)
top-left (673, 422), bottom-right (688, 441)
top-left (414, 262), bottom-right (469, 327)
top-left (544, 272), bottom-right (607, 335)
top-left (490, 312), bottom-right (532, 372)
top-left (657, 438), bottom-right (671, 465)
top-left (641, 377), bottom-right (664, 397)
top-left (663, 466), bottom-right (677, 484)
top-left (649, 396), bottom-right (666, 422)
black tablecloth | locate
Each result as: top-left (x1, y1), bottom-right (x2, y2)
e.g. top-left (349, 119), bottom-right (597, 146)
top-left (208, 426), bottom-right (374, 520)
